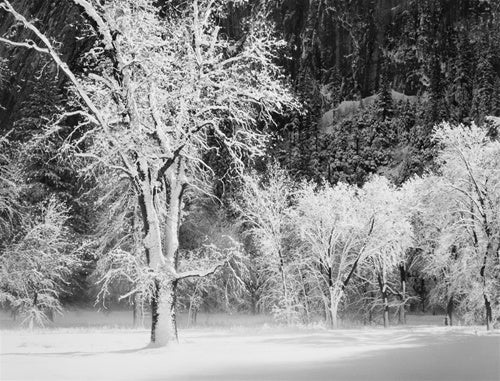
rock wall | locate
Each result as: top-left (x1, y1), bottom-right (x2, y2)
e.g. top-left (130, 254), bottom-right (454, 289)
top-left (0, 0), bottom-right (88, 130)
top-left (0, 0), bottom-right (498, 130)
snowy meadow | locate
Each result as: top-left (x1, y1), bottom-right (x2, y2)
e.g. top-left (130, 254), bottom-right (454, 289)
top-left (1, 310), bottom-right (499, 381)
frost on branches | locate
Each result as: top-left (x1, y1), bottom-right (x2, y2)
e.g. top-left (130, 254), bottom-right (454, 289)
top-left (294, 176), bottom-right (413, 328)
top-left (0, 0), bottom-right (298, 345)
top-left (235, 164), bottom-right (299, 323)
top-left (0, 198), bottom-right (80, 328)
top-left (358, 177), bottom-right (414, 328)
top-left (0, 135), bottom-right (22, 239)
top-left (411, 122), bottom-right (500, 329)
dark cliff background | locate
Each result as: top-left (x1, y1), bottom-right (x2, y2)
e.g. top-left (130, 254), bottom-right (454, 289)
top-left (267, 0), bottom-right (500, 184)
top-left (0, 1), bottom-right (499, 219)
top-left (2, 0), bottom-right (500, 182)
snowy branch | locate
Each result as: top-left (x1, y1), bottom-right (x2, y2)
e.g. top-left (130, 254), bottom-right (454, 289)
top-left (71, 0), bottom-right (114, 50)
top-left (0, 0), bottom-right (134, 176)
top-left (0, 37), bottom-right (49, 53)
top-left (176, 261), bottom-right (227, 282)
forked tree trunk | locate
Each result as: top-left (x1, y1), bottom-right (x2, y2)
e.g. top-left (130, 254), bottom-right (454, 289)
top-left (137, 157), bottom-right (179, 346)
top-left (151, 158), bottom-right (186, 345)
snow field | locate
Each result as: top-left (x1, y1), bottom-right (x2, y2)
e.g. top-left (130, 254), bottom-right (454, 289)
top-left (1, 311), bottom-right (499, 381)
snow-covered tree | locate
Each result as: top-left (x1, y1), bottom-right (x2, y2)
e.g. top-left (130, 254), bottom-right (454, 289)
top-left (234, 164), bottom-right (299, 322)
top-left (423, 122), bottom-right (500, 329)
top-left (359, 176), bottom-right (414, 327)
top-left (0, 198), bottom-right (80, 328)
top-left (291, 175), bottom-right (413, 328)
top-left (404, 174), bottom-right (463, 325)
top-left (0, 0), bottom-right (297, 345)
top-left (295, 181), bottom-right (369, 328)
top-left (0, 135), bottom-right (22, 240)
top-left (86, 168), bottom-right (148, 326)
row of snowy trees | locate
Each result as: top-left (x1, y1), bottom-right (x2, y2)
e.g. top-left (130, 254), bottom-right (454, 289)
top-left (235, 121), bottom-right (500, 330)
top-left (236, 165), bottom-right (412, 328)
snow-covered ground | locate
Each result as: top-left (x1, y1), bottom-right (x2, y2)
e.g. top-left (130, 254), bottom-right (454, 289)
top-left (1, 311), bottom-right (499, 381)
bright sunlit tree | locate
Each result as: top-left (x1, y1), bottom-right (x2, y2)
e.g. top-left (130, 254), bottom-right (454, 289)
top-left (0, 0), bottom-right (298, 345)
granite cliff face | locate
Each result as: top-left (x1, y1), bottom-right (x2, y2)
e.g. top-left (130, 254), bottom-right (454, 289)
top-left (0, 0), bottom-right (499, 184)
top-left (274, 0), bottom-right (495, 98)
top-left (273, 0), bottom-right (407, 95)
top-left (1, 0), bottom-right (497, 120)
top-left (265, 0), bottom-right (499, 184)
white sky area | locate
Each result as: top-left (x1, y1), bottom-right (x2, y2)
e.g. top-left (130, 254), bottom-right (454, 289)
top-left (1, 311), bottom-right (499, 381)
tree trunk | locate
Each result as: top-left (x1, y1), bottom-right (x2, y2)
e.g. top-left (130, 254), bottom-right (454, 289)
top-left (383, 296), bottom-right (389, 328)
top-left (330, 298), bottom-right (339, 329)
top-left (164, 158), bottom-right (186, 267)
top-left (420, 278), bottom-right (426, 312)
top-left (251, 298), bottom-right (257, 315)
top-left (335, 22), bottom-right (341, 70)
top-left (368, 290), bottom-right (375, 324)
top-left (398, 304), bottom-right (406, 325)
top-left (445, 295), bottom-right (454, 326)
top-left (329, 285), bottom-right (342, 329)
top-left (151, 279), bottom-right (178, 346)
top-left (137, 157), bottom-right (178, 346)
top-left (398, 264), bottom-right (407, 324)
top-left (148, 158), bottom-right (187, 345)
top-left (47, 309), bottom-right (54, 323)
top-left (377, 273), bottom-right (389, 328)
top-left (187, 295), bottom-right (199, 327)
top-left (322, 293), bottom-right (331, 326)
top-left (298, 267), bottom-right (310, 324)
top-left (250, 286), bottom-right (259, 315)
top-left (278, 253), bottom-right (292, 324)
top-left (484, 294), bottom-right (492, 331)
top-left (481, 238), bottom-right (499, 331)
top-left (132, 292), bottom-right (144, 328)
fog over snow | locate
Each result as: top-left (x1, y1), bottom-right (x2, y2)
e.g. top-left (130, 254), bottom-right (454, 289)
top-left (1, 312), bottom-right (499, 381)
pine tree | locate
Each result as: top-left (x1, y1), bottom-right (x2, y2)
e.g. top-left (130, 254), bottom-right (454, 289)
top-left (376, 57), bottom-right (394, 120)
top-left (449, 34), bottom-right (474, 122)
top-left (472, 48), bottom-right (495, 123)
